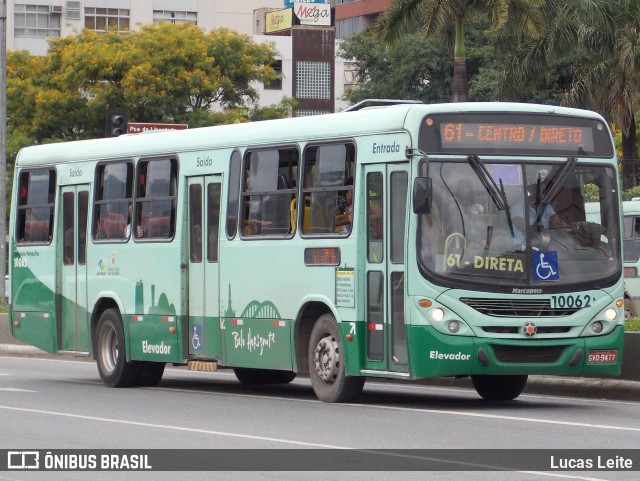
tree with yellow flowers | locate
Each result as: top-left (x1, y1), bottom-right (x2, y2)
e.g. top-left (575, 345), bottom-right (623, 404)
top-left (7, 23), bottom-right (282, 146)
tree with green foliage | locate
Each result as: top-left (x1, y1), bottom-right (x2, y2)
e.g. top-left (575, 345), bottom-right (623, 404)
top-left (6, 23), bottom-right (281, 148)
top-left (499, 0), bottom-right (640, 189)
top-left (337, 30), bottom-right (452, 104)
top-left (377, 0), bottom-right (544, 102)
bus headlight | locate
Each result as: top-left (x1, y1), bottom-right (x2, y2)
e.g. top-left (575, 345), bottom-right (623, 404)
top-left (447, 321), bottom-right (460, 333)
top-left (431, 308), bottom-right (445, 322)
top-left (592, 321), bottom-right (603, 334)
top-left (604, 308), bottom-right (617, 321)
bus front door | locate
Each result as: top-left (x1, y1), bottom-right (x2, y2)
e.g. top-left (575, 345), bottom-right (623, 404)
top-left (187, 176), bottom-right (222, 358)
top-left (363, 164), bottom-right (409, 375)
top-left (59, 185), bottom-right (90, 352)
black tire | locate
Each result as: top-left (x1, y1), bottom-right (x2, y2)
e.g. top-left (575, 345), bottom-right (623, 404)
top-left (233, 367), bottom-right (297, 385)
top-left (95, 308), bottom-right (140, 388)
top-left (308, 314), bottom-right (365, 403)
top-left (137, 362), bottom-right (165, 387)
top-left (471, 374), bottom-right (528, 401)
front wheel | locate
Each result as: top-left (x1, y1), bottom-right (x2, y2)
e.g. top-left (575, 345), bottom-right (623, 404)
top-left (471, 374), bottom-right (528, 401)
top-left (308, 314), bottom-right (364, 403)
top-left (95, 308), bottom-right (140, 387)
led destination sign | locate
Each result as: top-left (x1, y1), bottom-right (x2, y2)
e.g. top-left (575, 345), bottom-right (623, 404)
top-left (420, 113), bottom-right (614, 157)
top-left (440, 123), bottom-right (594, 151)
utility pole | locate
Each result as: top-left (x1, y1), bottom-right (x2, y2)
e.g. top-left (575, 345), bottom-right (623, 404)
top-left (0, 0), bottom-right (7, 301)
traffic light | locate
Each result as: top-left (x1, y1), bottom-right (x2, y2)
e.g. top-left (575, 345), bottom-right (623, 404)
top-left (106, 108), bottom-right (129, 137)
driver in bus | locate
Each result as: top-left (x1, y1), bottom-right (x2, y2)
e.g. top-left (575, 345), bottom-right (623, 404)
top-left (512, 183), bottom-right (567, 244)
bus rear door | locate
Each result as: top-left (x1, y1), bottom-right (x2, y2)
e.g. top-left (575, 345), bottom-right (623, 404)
top-left (58, 185), bottom-right (90, 352)
top-left (362, 164), bottom-right (409, 375)
top-left (186, 176), bottom-right (222, 358)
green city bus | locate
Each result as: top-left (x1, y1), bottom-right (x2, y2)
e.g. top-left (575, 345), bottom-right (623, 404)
top-left (8, 101), bottom-right (625, 402)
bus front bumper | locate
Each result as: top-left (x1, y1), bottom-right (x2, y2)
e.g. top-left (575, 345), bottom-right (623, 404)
top-left (408, 325), bottom-right (624, 379)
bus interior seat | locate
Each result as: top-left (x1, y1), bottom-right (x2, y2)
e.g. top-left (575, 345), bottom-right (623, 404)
top-left (554, 186), bottom-right (586, 223)
top-left (100, 213), bottom-right (126, 239)
top-left (24, 220), bottom-right (49, 242)
top-left (147, 216), bottom-right (170, 237)
top-left (291, 197), bottom-right (311, 233)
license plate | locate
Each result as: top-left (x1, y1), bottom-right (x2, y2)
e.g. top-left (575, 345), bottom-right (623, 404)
top-left (587, 350), bottom-right (618, 363)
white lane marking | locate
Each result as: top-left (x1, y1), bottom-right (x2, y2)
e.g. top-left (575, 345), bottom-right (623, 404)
top-left (0, 404), bottom-right (339, 448)
top-left (0, 388), bottom-right (37, 392)
top-left (0, 405), bottom-right (614, 480)
top-left (3, 356), bottom-right (640, 432)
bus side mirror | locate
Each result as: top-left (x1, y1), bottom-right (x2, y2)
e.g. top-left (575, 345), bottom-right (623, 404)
top-left (412, 177), bottom-right (432, 214)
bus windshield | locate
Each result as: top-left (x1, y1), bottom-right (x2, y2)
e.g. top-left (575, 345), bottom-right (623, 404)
top-left (418, 160), bottom-right (621, 290)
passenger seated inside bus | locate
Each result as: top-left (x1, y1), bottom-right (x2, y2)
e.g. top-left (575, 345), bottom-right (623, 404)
top-left (336, 177), bottom-right (353, 233)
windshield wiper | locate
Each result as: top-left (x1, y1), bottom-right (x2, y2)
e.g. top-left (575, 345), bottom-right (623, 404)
top-left (468, 155), bottom-right (514, 236)
top-left (540, 156), bottom-right (576, 205)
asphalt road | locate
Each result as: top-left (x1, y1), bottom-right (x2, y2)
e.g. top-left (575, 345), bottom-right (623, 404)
top-left (1, 354), bottom-right (640, 481)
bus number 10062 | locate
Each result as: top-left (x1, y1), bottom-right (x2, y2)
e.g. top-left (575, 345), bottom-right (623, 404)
top-left (550, 294), bottom-right (592, 309)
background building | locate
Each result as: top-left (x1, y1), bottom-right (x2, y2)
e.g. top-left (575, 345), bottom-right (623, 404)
top-left (5, 0), bottom-right (353, 113)
top-left (334, 0), bottom-right (391, 39)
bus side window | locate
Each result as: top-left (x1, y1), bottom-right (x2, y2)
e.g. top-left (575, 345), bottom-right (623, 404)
top-left (16, 169), bottom-right (56, 244)
top-left (93, 161), bottom-right (132, 242)
top-left (226, 151), bottom-right (241, 239)
top-left (302, 143), bottom-right (355, 236)
top-left (241, 147), bottom-right (298, 237)
top-left (135, 158), bottom-right (177, 240)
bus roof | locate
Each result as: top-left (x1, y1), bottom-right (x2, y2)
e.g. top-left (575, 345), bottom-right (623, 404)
top-left (15, 102), bottom-right (608, 167)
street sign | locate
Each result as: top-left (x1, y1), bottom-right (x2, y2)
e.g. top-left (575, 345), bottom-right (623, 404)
top-left (127, 122), bottom-right (188, 134)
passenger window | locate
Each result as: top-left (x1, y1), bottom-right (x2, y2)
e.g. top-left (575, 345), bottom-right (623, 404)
top-left (63, 193), bottom-right (74, 265)
top-left (226, 151), bottom-right (241, 239)
top-left (302, 143), bottom-right (355, 236)
top-left (16, 169), bottom-right (56, 244)
top-left (241, 147), bottom-right (299, 237)
top-left (207, 183), bottom-right (221, 262)
top-left (93, 161), bottom-right (133, 241)
top-left (135, 158), bottom-right (177, 240)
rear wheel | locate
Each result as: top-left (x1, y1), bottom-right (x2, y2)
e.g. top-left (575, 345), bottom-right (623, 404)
top-left (233, 368), bottom-right (296, 385)
top-left (95, 308), bottom-right (140, 387)
top-left (471, 374), bottom-right (528, 401)
top-left (308, 314), bottom-right (364, 403)
top-left (136, 362), bottom-right (165, 387)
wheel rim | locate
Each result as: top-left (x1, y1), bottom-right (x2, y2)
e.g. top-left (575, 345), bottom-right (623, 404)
top-left (314, 332), bottom-right (340, 385)
top-left (99, 323), bottom-right (118, 375)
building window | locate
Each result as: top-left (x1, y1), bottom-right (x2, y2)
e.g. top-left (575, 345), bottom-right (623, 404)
top-left (264, 60), bottom-right (283, 90)
top-left (153, 10), bottom-right (197, 25)
top-left (85, 7), bottom-right (130, 32)
top-left (14, 4), bottom-right (61, 38)
top-left (65, 1), bottom-right (81, 20)
top-left (295, 110), bottom-right (330, 117)
top-left (296, 61), bottom-right (331, 99)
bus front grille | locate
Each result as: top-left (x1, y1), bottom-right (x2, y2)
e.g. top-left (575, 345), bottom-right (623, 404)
top-left (460, 298), bottom-right (580, 317)
top-left (491, 345), bottom-right (566, 363)
top-left (482, 326), bottom-right (571, 335)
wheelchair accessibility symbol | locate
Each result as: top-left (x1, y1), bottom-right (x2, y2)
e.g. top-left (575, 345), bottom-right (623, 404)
top-left (533, 251), bottom-right (559, 281)
top-left (191, 325), bottom-right (202, 351)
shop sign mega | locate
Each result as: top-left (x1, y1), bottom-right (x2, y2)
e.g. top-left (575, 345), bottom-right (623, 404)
top-left (294, 2), bottom-right (331, 26)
